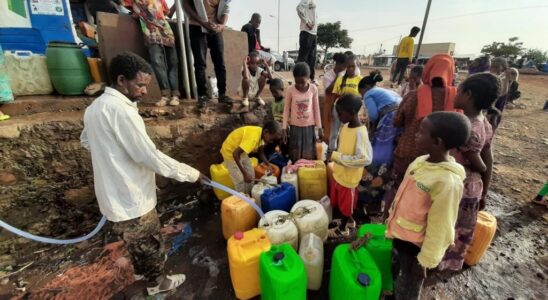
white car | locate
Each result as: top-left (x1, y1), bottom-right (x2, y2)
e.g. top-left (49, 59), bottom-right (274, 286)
top-left (271, 51), bottom-right (295, 72)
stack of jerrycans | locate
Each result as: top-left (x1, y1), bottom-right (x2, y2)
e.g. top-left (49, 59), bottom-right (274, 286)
top-left (227, 229), bottom-right (271, 299)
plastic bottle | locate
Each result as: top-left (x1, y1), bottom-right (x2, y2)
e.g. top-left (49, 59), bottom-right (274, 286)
top-left (291, 200), bottom-right (329, 241)
top-left (259, 210), bottom-right (299, 250)
top-left (357, 224), bottom-right (393, 293)
top-left (299, 233), bottom-right (324, 290)
top-left (227, 229), bottom-right (271, 299)
top-left (298, 160), bottom-right (327, 200)
top-left (329, 244), bottom-right (382, 300)
top-left (464, 211), bottom-right (497, 266)
top-left (281, 167), bottom-right (299, 200)
top-left (261, 183), bottom-right (297, 213)
top-left (221, 196), bottom-right (259, 240)
top-left (255, 163), bottom-right (281, 181)
top-left (259, 244), bottom-right (307, 300)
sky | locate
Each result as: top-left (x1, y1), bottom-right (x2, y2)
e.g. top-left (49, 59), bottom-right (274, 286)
top-left (168, 0), bottom-right (548, 56)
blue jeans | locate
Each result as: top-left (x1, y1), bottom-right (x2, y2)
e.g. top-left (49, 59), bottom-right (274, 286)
top-left (148, 44), bottom-right (179, 97)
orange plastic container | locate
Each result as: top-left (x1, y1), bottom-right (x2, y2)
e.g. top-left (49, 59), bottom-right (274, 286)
top-left (316, 142), bottom-right (323, 161)
top-left (221, 195), bottom-right (259, 240)
top-left (464, 211), bottom-right (497, 266)
top-left (227, 229), bottom-right (272, 299)
top-left (87, 58), bottom-right (106, 83)
top-left (254, 163), bottom-right (280, 181)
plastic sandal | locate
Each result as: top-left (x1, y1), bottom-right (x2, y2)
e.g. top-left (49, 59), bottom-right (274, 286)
top-left (0, 114), bottom-right (10, 122)
top-left (146, 274), bottom-right (186, 296)
top-left (346, 218), bottom-right (356, 230)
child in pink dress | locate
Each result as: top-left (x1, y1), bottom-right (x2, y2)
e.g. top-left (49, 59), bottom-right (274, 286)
top-left (282, 62), bottom-right (323, 162)
top-left (439, 73), bottom-right (499, 270)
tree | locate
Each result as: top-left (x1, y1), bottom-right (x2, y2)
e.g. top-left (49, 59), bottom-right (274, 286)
top-left (317, 22), bottom-right (353, 63)
top-left (480, 37), bottom-right (524, 59)
top-left (522, 48), bottom-right (548, 64)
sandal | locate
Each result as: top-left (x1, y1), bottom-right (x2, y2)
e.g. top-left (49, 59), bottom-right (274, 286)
top-left (328, 226), bottom-right (350, 238)
top-left (532, 197), bottom-right (548, 207)
top-left (346, 217), bottom-right (356, 230)
top-left (155, 97), bottom-right (169, 107)
top-left (147, 274), bottom-right (186, 295)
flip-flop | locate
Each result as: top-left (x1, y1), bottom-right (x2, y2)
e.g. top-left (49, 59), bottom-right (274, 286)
top-left (0, 114), bottom-right (10, 122)
top-left (147, 274), bottom-right (186, 295)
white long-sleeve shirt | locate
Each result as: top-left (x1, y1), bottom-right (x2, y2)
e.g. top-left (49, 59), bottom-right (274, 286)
top-left (81, 87), bottom-right (200, 222)
top-left (297, 0), bottom-right (317, 35)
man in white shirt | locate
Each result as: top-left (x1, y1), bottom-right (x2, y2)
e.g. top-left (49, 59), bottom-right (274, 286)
top-left (296, 0), bottom-right (318, 82)
top-left (80, 52), bottom-right (208, 295)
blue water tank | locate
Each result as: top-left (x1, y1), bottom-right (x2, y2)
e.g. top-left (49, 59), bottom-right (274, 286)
top-left (0, 0), bottom-right (80, 54)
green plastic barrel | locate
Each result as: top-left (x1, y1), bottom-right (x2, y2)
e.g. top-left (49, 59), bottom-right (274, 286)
top-left (358, 224), bottom-right (394, 293)
top-left (46, 42), bottom-right (91, 95)
top-left (259, 244), bottom-right (307, 300)
top-left (329, 244), bottom-right (382, 300)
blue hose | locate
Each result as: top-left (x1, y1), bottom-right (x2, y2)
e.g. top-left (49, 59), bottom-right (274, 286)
top-left (0, 181), bottom-right (263, 244)
top-left (0, 216), bottom-right (107, 245)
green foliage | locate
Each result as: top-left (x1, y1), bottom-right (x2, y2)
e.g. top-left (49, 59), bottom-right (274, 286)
top-left (522, 48), bottom-right (548, 64)
top-left (480, 37), bottom-right (524, 58)
top-left (317, 22), bottom-right (353, 63)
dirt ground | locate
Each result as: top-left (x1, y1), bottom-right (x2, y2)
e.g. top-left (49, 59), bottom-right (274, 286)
top-left (0, 69), bottom-right (546, 299)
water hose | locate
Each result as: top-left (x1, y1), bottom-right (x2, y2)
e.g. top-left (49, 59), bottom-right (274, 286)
top-left (206, 181), bottom-right (266, 220)
top-left (0, 181), bottom-right (264, 244)
top-left (0, 216), bottom-right (107, 245)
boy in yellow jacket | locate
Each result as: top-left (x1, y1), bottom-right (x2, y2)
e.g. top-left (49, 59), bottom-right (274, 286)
top-left (328, 94), bottom-right (372, 238)
top-left (386, 111), bottom-right (470, 299)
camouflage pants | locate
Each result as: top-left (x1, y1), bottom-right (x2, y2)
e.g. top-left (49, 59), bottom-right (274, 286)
top-left (111, 209), bottom-right (165, 281)
top-left (224, 154), bottom-right (255, 194)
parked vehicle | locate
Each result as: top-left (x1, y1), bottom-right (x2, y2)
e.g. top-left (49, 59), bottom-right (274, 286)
top-left (271, 51), bottom-right (295, 72)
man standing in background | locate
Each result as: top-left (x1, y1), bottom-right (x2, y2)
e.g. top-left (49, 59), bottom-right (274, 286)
top-left (296, 0), bottom-right (318, 82)
top-left (183, 0), bottom-right (232, 107)
top-left (392, 26), bottom-right (420, 85)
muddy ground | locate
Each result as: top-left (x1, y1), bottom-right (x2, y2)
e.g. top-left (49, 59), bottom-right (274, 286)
top-left (0, 70), bottom-right (546, 299)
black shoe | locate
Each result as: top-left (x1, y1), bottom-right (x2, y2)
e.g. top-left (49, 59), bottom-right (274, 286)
top-left (218, 94), bottom-right (233, 104)
top-left (197, 95), bottom-right (209, 108)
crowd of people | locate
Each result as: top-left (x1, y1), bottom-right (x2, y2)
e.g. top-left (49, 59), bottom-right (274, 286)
top-left (75, 0), bottom-right (547, 298)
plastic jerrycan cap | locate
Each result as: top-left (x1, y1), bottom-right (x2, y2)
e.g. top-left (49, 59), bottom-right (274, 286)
top-left (234, 231), bottom-right (244, 240)
top-left (357, 273), bottom-right (371, 287)
top-left (273, 252), bottom-right (285, 264)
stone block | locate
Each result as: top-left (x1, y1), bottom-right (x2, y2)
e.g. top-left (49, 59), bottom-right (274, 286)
top-left (0, 171), bottom-right (17, 185)
top-left (149, 125), bottom-right (173, 139)
top-left (64, 187), bottom-right (95, 207)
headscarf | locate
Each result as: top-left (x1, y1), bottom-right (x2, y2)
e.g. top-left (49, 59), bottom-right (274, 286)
top-left (416, 53), bottom-right (457, 120)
